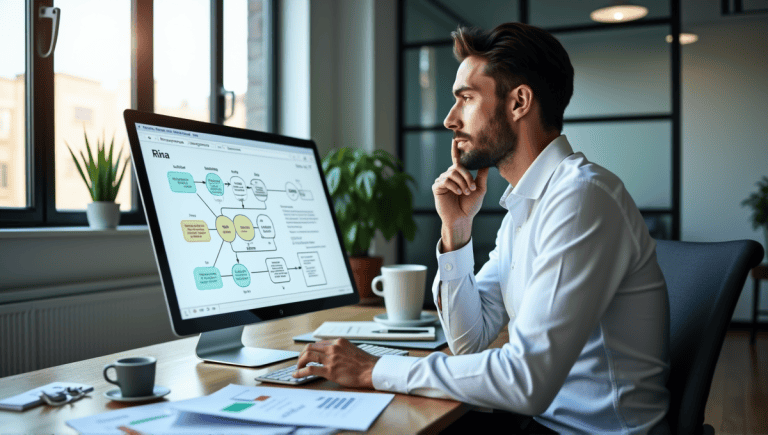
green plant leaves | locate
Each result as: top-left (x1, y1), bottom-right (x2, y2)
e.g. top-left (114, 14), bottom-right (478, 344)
top-left (326, 167), bottom-right (341, 195)
top-left (322, 147), bottom-right (417, 256)
top-left (742, 176), bottom-right (768, 230)
top-left (345, 222), bottom-right (358, 251)
top-left (67, 128), bottom-right (130, 202)
top-left (356, 170), bottom-right (375, 200)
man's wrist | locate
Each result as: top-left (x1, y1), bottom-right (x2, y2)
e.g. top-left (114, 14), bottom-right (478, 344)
top-left (440, 219), bottom-right (472, 252)
top-left (361, 358), bottom-right (378, 389)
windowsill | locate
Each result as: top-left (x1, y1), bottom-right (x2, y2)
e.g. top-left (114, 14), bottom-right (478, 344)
top-left (0, 225), bottom-right (149, 239)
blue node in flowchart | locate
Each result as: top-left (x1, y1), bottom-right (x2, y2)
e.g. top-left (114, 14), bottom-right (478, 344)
top-left (194, 267), bottom-right (223, 290)
top-left (257, 215), bottom-right (276, 238)
top-left (232, 264), bottom-right (251, 287)
top-left (206, 173), bottom-right (224, 196)
top-left (167, 171), bottom-right (196, 193)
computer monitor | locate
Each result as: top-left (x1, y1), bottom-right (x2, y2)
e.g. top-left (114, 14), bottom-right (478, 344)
top-left (124, 110), bottom-right (359, 367)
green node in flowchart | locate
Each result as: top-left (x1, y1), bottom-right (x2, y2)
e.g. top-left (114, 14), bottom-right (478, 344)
top-left (206, 173), bottom-right (225, 196)
top-left (232, 264), bottom-right (251, 287)
top-left (194, 267), bottom-right (223, 290)
top-left (168, 171), bottom-right (196, 193)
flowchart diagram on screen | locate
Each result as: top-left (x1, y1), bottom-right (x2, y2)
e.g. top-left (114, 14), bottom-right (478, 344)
top-left (166, 169), bottom-right (327, 296)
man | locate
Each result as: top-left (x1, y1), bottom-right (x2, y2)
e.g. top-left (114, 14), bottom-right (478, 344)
top-left (295, 22), bottom-right (670, 434)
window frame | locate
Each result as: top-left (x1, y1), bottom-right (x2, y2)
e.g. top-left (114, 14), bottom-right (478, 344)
top-left (0, 0), bottom-right (275, 228)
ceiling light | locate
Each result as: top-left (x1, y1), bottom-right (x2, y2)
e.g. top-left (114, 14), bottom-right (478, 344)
top-left (666, 33), bottom-right (699, 45)
top-left (590, 3), bottom-right (649, 23)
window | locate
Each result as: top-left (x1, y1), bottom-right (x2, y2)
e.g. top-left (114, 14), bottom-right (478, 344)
top-left (0, 0), bottom-right (275, 227)
top-left (1, 163), bottom-right (8, 189)
top-left (55, 0), bottom-right (131, 212)
top-left (73, 107), bottom-right (93, 124)
top-left (0, 1), bottom-right (26, 210)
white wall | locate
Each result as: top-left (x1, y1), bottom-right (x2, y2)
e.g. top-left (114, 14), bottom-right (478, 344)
top-left (681, 15), bottom-right (768, 320)
top-left (280, 0), bottom-right (398, 263)
top-left (279, 0), bottom-right (311, 140)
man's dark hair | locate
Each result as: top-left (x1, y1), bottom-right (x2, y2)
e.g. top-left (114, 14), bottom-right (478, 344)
top-left (451, 23), bottom-right (574, 132)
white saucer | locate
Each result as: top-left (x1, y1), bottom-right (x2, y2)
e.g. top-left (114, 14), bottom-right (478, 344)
top-left (374, 312), bottom-right (439, 327)
top-left (104, 385), bottom-right (170, 402)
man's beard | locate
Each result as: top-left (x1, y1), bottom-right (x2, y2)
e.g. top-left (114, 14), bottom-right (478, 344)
top-left (457, 102), bottom-right (517, 170)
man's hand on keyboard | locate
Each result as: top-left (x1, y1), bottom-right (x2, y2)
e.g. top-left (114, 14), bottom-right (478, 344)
top-left (294, 338), bottom-right (379, 389)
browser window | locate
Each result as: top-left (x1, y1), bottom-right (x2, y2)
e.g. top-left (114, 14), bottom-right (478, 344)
top-left (135, 123), bottom-right (353, 319)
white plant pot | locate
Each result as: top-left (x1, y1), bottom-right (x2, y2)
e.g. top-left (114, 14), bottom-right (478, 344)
top-left (86, 202), bottom-right (121, 229)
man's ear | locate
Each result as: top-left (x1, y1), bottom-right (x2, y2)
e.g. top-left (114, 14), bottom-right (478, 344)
top-left (507, 84), bottom-right (533, 122)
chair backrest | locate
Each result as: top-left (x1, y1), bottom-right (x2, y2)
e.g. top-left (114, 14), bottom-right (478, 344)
top-left (655, 239), bottom-right (764, 435)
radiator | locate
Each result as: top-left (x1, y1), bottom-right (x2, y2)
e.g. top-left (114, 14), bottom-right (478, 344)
top-left (0, 285), bottom-right (177, 378)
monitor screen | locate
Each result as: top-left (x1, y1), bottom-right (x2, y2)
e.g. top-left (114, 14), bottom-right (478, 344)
top-left (124, 110), bottom-right (358, 337)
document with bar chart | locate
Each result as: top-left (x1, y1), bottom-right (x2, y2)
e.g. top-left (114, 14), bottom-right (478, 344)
top-left (171, 384), bottom-right (395, 431)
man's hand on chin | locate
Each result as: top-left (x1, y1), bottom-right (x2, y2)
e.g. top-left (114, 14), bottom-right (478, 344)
top-left (294, 338), bottom-right (379, 389)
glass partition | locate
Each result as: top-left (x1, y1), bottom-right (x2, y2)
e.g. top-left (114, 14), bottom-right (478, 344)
top-left (560, 26), bottom-right (671, 118)
top-left (529, 0), bottom-right (669, 29)
top-left (563, 120), bottom-right (672, 209)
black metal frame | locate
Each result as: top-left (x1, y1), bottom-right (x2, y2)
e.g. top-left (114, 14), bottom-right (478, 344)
top-left (722, 0), bottom-right (768, 15)
top-left (396, 0), bottom-right (683, 263)
top-left (1, 0), bottom-right (276, 228)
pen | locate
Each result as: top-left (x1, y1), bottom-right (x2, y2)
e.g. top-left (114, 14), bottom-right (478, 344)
top-left (372, 329), bottom-right (431, 334)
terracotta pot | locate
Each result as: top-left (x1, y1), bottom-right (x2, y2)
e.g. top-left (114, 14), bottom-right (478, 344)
top-left (348, 256), bottom-right (384, 301)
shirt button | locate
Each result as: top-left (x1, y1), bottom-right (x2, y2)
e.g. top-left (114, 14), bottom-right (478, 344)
top-left (444, 263), bottom-right (453, 271)
top-left (516, 226), bottom-right (521, 233)
top-left (383, 382), bottom-right (391, 388)
top-left (511, 262), bottom-right (516, 270)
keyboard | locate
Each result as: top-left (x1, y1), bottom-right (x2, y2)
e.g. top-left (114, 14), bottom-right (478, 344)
top-left (255, 343), bottom-right (408, 385)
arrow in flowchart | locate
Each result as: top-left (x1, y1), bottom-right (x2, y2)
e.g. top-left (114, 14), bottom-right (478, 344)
top-left (287, 266), bottom-right (302, 270)
top-left (194, 181), bottom-right (206, 184)
top-left (225, 182), bottom-right (231, 186)
top-left (236, 253), bottom-right (240, 263)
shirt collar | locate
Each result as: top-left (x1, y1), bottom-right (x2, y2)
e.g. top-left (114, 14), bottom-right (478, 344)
top-left (499, 135), bottom-right (574, 210)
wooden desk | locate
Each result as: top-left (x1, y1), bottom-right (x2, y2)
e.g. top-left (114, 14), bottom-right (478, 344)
top-left (0, 306), bottom-right (503, 434)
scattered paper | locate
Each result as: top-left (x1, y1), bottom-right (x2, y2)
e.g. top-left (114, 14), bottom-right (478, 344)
top-left (66, 399), bottom-right (336, 435)
top-left (313, 321), bottom-right (436, 341)
top-left (172, 384), bottom-right (394, 431)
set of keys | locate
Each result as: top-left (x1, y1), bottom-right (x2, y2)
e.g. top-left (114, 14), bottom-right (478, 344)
top-left (0, 382), bottom-right (94, 411)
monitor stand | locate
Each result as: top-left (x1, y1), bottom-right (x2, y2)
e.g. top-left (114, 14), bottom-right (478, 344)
top-left (195, 325), bottom-right (299, 367)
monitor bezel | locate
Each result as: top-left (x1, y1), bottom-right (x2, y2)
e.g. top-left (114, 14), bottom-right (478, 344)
top-left (124, 109), bottom-right (360, 337)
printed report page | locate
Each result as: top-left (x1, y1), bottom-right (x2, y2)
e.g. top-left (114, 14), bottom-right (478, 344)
top-left (135, 123), bottom-right (353, 319)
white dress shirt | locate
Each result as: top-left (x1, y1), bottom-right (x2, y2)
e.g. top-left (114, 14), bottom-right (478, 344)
top-left (371, 135), bottom-right (671, 434)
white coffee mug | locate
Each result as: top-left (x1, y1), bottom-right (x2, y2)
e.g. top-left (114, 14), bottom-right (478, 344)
top-left (371, 264), bottom-right (427, 321)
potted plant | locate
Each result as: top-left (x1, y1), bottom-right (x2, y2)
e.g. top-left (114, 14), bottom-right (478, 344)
top-left (323, 148), bottom-right (417, 300)
top-left (66, 130), bottom-right (130, 229)
top-left (742, 175), bottom-right (768, 260)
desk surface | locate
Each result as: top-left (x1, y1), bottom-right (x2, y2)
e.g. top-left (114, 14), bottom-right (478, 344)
top-left (0, 305), bottom-right (508, 434)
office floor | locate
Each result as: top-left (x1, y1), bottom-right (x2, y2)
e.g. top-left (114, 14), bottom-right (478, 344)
top-left (704, 330), bottom-right (768, 434)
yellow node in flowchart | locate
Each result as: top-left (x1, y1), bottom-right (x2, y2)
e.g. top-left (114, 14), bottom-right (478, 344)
top-left (215, 215), bottom-right (237, 242)
top-left (180, 220), bottom-right (211, 242)
top-left (233, 214), bottom-right (255, 241)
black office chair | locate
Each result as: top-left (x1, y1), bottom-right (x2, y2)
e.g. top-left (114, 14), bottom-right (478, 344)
top-left (655, 239), bottom-right (764, 435)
